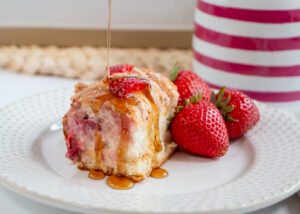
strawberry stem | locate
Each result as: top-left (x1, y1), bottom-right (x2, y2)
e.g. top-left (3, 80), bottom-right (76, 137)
top-left (215, 86), bottom-right (226, 107)
top-left (169, 91), bottom-right (204, 123)
top-left (177, 106), bottom-right (184, 111)
top-left (214, 86), bottom-right (237, 122)
top-left (167, 116), bottom-right (174, 121)
top-left (170, 61), bottom-right (179, 81)
top-left (176, 92), bottom-right (203, 113)
top-left (227, 115), bottom-right (237, 122)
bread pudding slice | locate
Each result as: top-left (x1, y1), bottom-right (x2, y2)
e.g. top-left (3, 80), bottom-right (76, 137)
top-left (63, 67), bottom-right (179, 181)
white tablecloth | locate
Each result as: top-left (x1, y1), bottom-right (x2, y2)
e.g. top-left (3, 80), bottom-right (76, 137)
top-left (0, 69), bottom-right (299, 214)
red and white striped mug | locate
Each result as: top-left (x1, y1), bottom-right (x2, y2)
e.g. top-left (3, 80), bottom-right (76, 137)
top-left (193, 0), bottom-right (300, 108)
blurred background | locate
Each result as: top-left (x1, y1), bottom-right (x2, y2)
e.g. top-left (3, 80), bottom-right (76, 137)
top-left (1, 0), bottom-right (300, 109)
top-left (0, 0), bottom-right (195, 107)
top-left (0, 0), bottom-right (195, 112)
top-left (0, 0), bottom-right (196, 47)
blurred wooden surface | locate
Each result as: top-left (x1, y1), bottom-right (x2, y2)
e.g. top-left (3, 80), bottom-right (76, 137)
top-left (0, 28), bottom-right (192, 48)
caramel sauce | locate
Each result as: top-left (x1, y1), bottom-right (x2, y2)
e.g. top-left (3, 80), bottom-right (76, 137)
top-left (74, 82), bottom-right (88, 93)
top-left (143, 89), bottom-right (162, 152)
top-left (150, 168), bottom-right (168, 179)
top-left (95, 130), bottom-right (104, 168)
top-left (91, 93), bottom-right (115, 114)
top-left (92, 92), bottom-right (138, 115)
top-left (77, 165), bottom-right (89, 170)
top-left (88, 170), bottom-right (105, 180)
top-left (109, 97), bottom-right (138, 115)
top-left (92, 94), bottom-right (139, 176)
top-left (106, 175), bottom-right (134, 190)
top-left (117, 126), bottom-right (130, 174)
top-left (111, 96), bottom-right (141, 174)
top-left (147, 104), bottom-right (154, 144)
top-left (62, 116), bottom-right (67, 138)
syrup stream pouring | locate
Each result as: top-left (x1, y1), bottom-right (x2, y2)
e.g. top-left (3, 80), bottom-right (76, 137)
top-left (106, 0), bottom-right (112, 79)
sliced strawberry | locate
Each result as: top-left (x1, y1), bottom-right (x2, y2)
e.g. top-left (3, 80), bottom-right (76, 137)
top-left (109, 76), bottom-right (149, 98)
top-left (109, 64), bottom-right (134, 75)
top-left (65, 130), bottom-right (83, 161)
top-left (75, 117), bottom-right (101, 133)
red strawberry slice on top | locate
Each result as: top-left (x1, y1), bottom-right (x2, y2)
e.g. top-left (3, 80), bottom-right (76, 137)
top-left (109, 64), bottom-right (134, 75)
top-left (109, 76), bottom-right (149, 98)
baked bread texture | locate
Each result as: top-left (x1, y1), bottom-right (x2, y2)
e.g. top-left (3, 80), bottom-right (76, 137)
top-left (63, 67), bottom-right (179, 181)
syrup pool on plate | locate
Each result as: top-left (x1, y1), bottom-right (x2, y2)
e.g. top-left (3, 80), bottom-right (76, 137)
top-left (151, 168), bottom-right (168, 179)
top-left (88, 170), bottom-right (105, 180)
top-left (106, 175), bottom-right (135, 190)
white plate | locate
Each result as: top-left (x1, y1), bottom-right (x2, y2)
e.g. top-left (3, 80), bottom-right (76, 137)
top-left (0, 88), bottom-right (299, 214)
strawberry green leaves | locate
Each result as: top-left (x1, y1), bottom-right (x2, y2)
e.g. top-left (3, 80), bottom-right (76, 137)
top-left (177, 92), bottom-right (203, 111)
top-left (214, 86), bottom-right (237, 122)
top-left (170, 62), bottom-right (179, 81)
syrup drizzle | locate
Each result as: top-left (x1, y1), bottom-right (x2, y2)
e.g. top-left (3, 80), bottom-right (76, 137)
top-left (106, 0), bottom-right (112, 79)
top-left (95, 130), bottom-right (104, 169)
top-left (143, 89), bottom-right (162, 152)
top-left (88, 170), bottom-right (105, 180)
top-left (83, 0), bottom-right (166, 189)
top-left (151, 168), bottom-right (168, 179)
top-left (107, 175), bottom-right (134, 190)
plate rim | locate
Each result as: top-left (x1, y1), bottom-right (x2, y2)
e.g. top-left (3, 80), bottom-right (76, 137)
top-left (1, 172), bottom-right (299, 214)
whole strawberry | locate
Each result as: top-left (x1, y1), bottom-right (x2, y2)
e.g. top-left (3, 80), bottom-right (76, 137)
top-left (170, 100), bottom-right (229, 157)
top-left (109, 76), bottom-right (149, 98)
top-left (214, 87), bottom-right (260, 139)
top-left (170, 65), bottom-right (211, 106)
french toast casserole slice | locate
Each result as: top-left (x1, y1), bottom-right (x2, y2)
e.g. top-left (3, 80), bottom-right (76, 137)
top-left (63, 67), bottom-right (179, 181)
